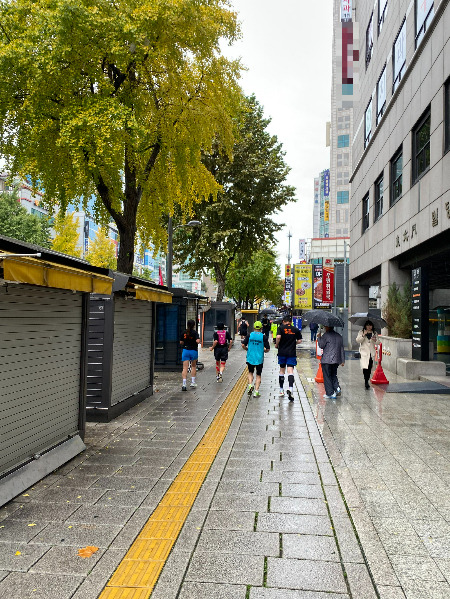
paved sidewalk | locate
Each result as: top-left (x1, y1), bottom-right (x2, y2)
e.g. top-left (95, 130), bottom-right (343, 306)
top-left (0, 343), bottom-right (376, 598)
top-left (298, 346), bottom-right (450, 599)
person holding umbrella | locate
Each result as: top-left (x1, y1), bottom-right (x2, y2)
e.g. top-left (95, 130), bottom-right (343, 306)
top-left (356, 320), bottom-right (378, 389)
top-left (303, 310), bottom-right (345, 399)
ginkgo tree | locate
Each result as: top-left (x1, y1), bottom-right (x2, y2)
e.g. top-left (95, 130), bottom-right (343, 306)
top-left (0, 0), bottom-right (242, 273)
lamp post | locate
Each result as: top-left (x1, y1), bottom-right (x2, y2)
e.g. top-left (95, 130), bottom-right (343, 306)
top-left (166, 217), bottom-right (201, 289)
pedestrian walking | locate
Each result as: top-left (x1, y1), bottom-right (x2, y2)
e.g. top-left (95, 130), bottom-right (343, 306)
top-left (317, 326), bottom-right (345, 399)
top-left (242, 320), bottom-right (270, 398)
top-left (275, 314), bottom-right (302, 401)
top-left (179, 319), bottom-right (200, 391)
top-left (356, 320), bottom-right (378, 389)
top-left (210, 322), bottom-right (233, 383)
top-left (271, 320), bottom-right (278, 344)
top-left (309, 321), bottom-right (319, 342)
top-left (238, 318), bottom-right (249, 344)
top-left (261, 316), bottom-right (271, 338)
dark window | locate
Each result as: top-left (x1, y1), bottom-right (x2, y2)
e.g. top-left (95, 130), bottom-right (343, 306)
top-left (393, 19), bottom-right (406, 93)
top-left (416, 0), bottom-right (434, 47)
top-left (412, 108), bottom-right (431, 183)
top-left (374, 175), bottom-right (384, 222)
top-left (366, 13), bottom-right (374, 68)
top-left (362, 194), bottom-right (370, 233)
top-left (391, 148), bottom-right (403, 205)
top-left (445, 79), bottom-right (450, 154)
top-left (378, 0), bottom-right (388, 35)
top-left (377, 66), bottom-right (387, 124)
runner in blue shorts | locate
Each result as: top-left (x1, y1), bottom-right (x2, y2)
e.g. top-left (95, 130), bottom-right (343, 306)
top-left (275, 314), bottom-right (302, 401)
top-left (179, 319), bottom-right (200, 391)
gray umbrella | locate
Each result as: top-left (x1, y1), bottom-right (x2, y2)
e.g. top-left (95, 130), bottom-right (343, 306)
top-left (302, 310), bottom-right (344, 328)
top-left (349, 312), bottom-right (387, 331)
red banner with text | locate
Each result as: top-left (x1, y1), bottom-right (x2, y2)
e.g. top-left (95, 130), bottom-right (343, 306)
top-left (322, 258), bottom-right (334, 304)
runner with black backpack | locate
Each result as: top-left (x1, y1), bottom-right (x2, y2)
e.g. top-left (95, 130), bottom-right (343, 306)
top-left (210, 322), bottom-right (233, 383)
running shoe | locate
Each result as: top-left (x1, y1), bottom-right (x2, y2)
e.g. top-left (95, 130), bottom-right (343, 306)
top-left (247, 384), bottom-right (254, 396)
top-left (324, 393), bottom-right (336, 399)
top-left (218, 373), bottom-right (223, 383)
top-left (287, 390), bottom-right (294, 402)
top-left (279, 390), bottom-right (285, 397)
top-left (335, 386), bottom-right (341, 396)
top-left (182, 386), bottom-right (187, 392)
top-left (190, 382), bottom-right (197, 388)
top-left (253, 390), bottom-right (261, 398)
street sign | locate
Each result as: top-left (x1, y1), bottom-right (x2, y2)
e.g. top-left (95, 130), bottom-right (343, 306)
top-left (412, 267), bottom-right (429, 360)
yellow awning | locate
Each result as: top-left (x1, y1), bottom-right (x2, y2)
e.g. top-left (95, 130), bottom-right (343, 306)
top-left (241, 309), bottom-right (259, 314)
top-left (134, 285), bottom-right (172, 303)
top-left (0, 254), bottom-right (113, 295)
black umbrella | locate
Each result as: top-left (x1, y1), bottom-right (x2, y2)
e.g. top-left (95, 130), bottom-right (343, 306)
top-left (302, 310), bottom-right (344, 328)
top-left (259, 308), bottom-right (277, 316)
top-left (349, 312), bottom-right (387, 331)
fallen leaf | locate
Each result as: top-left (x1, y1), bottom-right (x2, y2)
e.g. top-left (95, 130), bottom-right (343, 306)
top-left (68, 525), bottom-right (73, 529)
top-left (27, 523), bottom-right (36, 527)
top-left (22, 494), bottom-right (30, 497)
top-left (77, 496), bottom-right (82, 499)
top-left (78, 546), bottom-right (99, 558)
top-left (15, 551), bottom-right (21, 556)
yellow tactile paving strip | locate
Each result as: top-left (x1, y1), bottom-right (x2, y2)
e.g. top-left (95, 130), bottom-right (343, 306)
top-left (99, 369), bottom-right (248, 599)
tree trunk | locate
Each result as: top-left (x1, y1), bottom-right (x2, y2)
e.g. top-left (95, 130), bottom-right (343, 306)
top-left (214, 263), bottom-right (226, 301)
top-left (116, 150), bottom-right (140, 274)
top-left (117, 221), bottom-right (136, 274)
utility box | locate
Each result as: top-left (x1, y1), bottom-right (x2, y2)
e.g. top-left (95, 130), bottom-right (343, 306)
top-left (86, 275), bottom-right (172, 421)
top-left (203, 301), bottom-right (236, 345)
top-left (155, 288), bottom-right (209, 370)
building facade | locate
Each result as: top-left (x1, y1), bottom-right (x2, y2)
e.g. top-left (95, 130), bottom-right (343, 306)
top-left (0, 173), bottom-right (48, 220)
top-left (349, 0), bottom-right (450, 353)
top-left (329, 0), bottom-right (358, 238)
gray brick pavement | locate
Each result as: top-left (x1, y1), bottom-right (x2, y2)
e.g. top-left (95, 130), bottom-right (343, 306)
top-left (0, 343), bottom-right (377, 598)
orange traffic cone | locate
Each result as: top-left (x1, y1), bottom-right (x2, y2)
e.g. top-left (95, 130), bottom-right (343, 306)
top-left (371, 342), bottom-right (389, 385)
top-left (315, 340), bottom-right (324, 383)
top-left (315, 360), bottom-right (324, 383)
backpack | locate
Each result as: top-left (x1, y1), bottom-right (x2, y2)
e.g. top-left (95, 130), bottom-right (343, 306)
top-left (217, 329), bottom-right (227, 345)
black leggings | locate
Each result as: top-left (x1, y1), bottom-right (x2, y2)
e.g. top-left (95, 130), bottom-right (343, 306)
top-left (363, 357), bottom-right (373, 383)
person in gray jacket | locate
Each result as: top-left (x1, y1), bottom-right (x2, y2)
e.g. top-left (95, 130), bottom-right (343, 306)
top-left (317, 326), bottom-right (345, 399)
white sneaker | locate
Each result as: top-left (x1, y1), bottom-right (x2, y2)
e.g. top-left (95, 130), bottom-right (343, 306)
top-left (279, 390), bottom-right (285, 397)
top-left (190, 382), bottom-right (197, 388)
top-left (218, 373), bottom-right (223, 383)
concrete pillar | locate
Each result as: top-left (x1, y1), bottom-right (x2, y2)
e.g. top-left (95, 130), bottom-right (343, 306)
top-left (349, 279), bottom-right (369, 348)
top-left (381, 259), bottom-right (410, 334)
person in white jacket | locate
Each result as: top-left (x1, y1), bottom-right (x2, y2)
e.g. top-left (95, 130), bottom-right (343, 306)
top-left (356, 320), bottom-right (378, 389)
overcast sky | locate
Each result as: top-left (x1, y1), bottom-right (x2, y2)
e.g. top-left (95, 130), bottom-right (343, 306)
top-left (224, 0), bottom-right (333, 268)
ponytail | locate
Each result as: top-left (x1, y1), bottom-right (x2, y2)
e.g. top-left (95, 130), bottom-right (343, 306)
top-left (185, 319), bottom-right (196, 335)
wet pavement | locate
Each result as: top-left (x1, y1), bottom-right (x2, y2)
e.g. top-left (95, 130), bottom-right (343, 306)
top-left (298, 341), bottom-right (450, 599)
top-left (0, 338), bottom-right (448, 598)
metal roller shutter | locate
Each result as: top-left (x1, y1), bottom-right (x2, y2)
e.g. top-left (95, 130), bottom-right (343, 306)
top-left (0, 285), bottom-right (82, 477)
top-left (111, 298), bottom-right (152, 406)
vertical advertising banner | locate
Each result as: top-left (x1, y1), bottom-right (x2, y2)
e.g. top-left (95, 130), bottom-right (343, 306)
top-left (313, 265), bottom-right (323, 308)
top-left (324, 200), bottom-right (330, 222)
top-left (323, 170), bottom-right (330, 197)
top-left (341, 0), bottom-right (352, 21)
top-left (322, 258), bottom-right (334, 304)
top-left (294, 264), bottom-right (313, 310)
top-left (299, 239), bottom-right (306, 262)
top-left (284, 264), bottom-right (292, 306)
